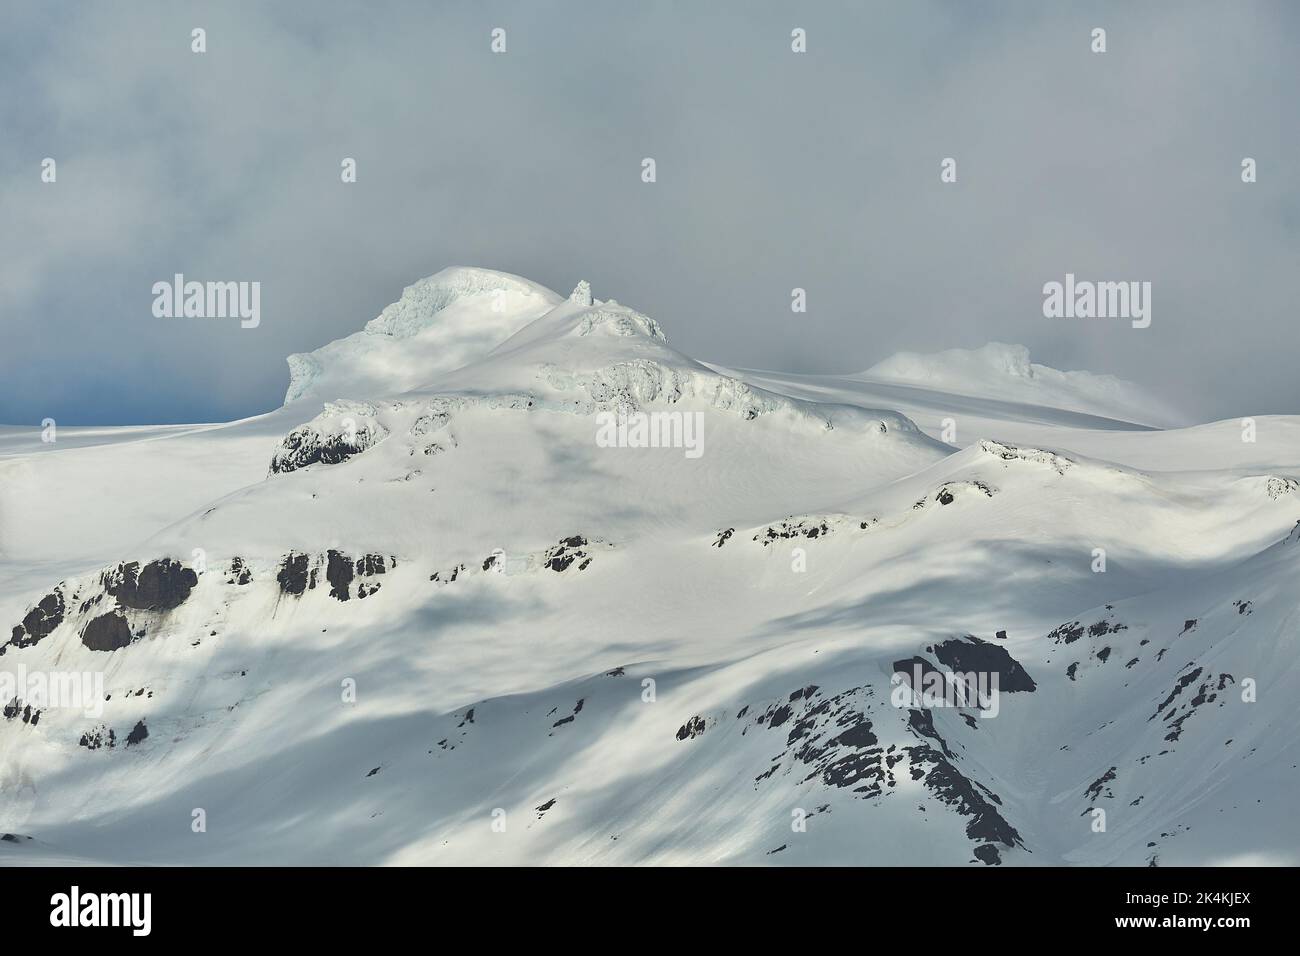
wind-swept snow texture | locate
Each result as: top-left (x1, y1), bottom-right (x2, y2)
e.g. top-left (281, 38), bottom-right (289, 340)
top-left (2, 268), bottom-right (1298, 867)
top-left (861, 343), bottom-right (1188, 428)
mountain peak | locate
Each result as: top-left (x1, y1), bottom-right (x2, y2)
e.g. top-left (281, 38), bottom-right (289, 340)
top-left (284, 267), bottom-right (561, 404)
top-left (569, 280), bottom-right (593, 306)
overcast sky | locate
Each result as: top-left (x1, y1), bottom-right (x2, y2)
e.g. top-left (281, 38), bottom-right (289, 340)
top-left (2, 0), bottom-right (1297, 425)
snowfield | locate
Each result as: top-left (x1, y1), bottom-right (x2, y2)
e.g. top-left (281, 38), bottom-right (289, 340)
top-left (2, 267), bottom-right (1297, 866)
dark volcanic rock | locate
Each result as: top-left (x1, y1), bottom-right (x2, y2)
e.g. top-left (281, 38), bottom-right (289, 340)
top-left (892, 655), bottom-right (948, 690)
top-left (106, 559), bottom-right (197, 611)
top-left (81, 612), bottom-right (136, 652)
top-left (907, 743), bottom-right (1022, 848)
top-left (270, 423), bottom-right (380, 474)
top-left (125, 719), bottom-right (149, 746)
top-left (906, 709), bottom-right (956, 759)
top-left (931, 635), bottom-right (1037, 692)
top-left (228, 557), bottom-right (252, 586)
top-left (79, 725), bottom-right (116, 750)
top-left (326, 550), bottom-right (354, 601)
top-left (1049, 616), bottom-right (1127, 646)
top-left (355, 554), bottom-right (389, 576)
top-left (277, 553), bottom-right (311, 595)
top-left (10, 588), bottom-right (66, 649)
top-left (3, 697), bottom-right (41, 725)
top-left (545, 536), bottom-right (591, 572)
top-left (1084, 766), bottom-right (1117, 802)
top-left (754, 518), bottom-right (831, 547)
top-left (676, 715), bottom-right (709, 740)
top-left (972, 844), bottom-right (1002, 865)
top-left (749, 685), bottom-right (889, 798)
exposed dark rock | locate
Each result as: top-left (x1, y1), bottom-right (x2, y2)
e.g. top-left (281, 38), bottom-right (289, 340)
top-left (326, 550), bottom-right (354, 601)
top-left (355, 554), bottom-right (389, 576)
top-left (277, 553), bottom-right (311, 595)
top-left (930, 635), bottom-right (1036, 692)
top-left (550, 698), bottom-right (584, 730)
top-left (431, 564), bottom-right (465, 584)
top-left (1049, 616), bottom-right (1127, 646)
top-left (545, 536), bottom-right (591, 572)
top-left (676, 715), bottom-right (708, 740)
top-left (105, 559), bottom-right (197, 611)
top-left (1085, 767), bottom-right (1118, 802)
top-left (3, 697), bottom-right (41, 725)
top-left (228, 557), bottom-right (252, 586)
top-left (931, 480), bottom-right (995, 507)
top-left (907, 742), bottom-right (1022, 847)
top-left (1049, 621), bottom-right (1086, 645)
top-left (892, 655), bottom-right (948, 691)
top-left (270, 420), bottom-right (383, 474)
top-left (973, 844), bottom-right (1002, 865)
top-left (1150, 667), bottom-right (1204, 721)
top-left (10, 588), bottom-right (66, 649)
top-left (79, 725), bottom-right (116, 750)
top-left (906, 708), bottom-right (956, 759)
top-left (1160, 672), bottom-right (1234, 742)
top-left (81, 612), bottom-right (135, 652)
top-left (754, 518), bottom-right (831, 546)
top-left (125, 719), bottom-right (148, 746)
top-left (748, 685), bottom-right (889, 798)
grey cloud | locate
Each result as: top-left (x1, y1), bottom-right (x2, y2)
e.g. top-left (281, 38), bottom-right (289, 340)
top-left (1, 0), bottom-right (1297, 425)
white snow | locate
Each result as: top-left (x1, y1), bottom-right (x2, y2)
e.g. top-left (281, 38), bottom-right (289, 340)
top-left (861, 342), bottom-right (1187, 428)
top-left (283, 266), bottom-right (562, 404)
top-left (2, 268), bottom-right (1298, 867)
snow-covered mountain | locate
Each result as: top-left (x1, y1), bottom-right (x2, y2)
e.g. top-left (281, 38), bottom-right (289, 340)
top-left (858, 343), bottom-right (1188, 429)
top-left (2, 267), bottom-right (1297, 866)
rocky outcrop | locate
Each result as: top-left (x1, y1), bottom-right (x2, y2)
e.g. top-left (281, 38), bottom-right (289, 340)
top-left (277, 551), bottom-right (394, 600)
top-left (104, 559), bottom-right (197, 612)
top-left (270, 402), bottom-right (388, 474)
top-left (9, 588), bottom-right (65, 650)
top-left (929, 636), bottom-right (1037, 693)
top-left (81, 612), bottom-right (135, 652)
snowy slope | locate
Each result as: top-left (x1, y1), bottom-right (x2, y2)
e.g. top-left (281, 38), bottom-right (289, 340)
top-left (859, 343), bottom-right (1187, 429)
top-left (283, 267), bottom-right (563, 403)
top-left (2, 268), bottom-right (1298, 867)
